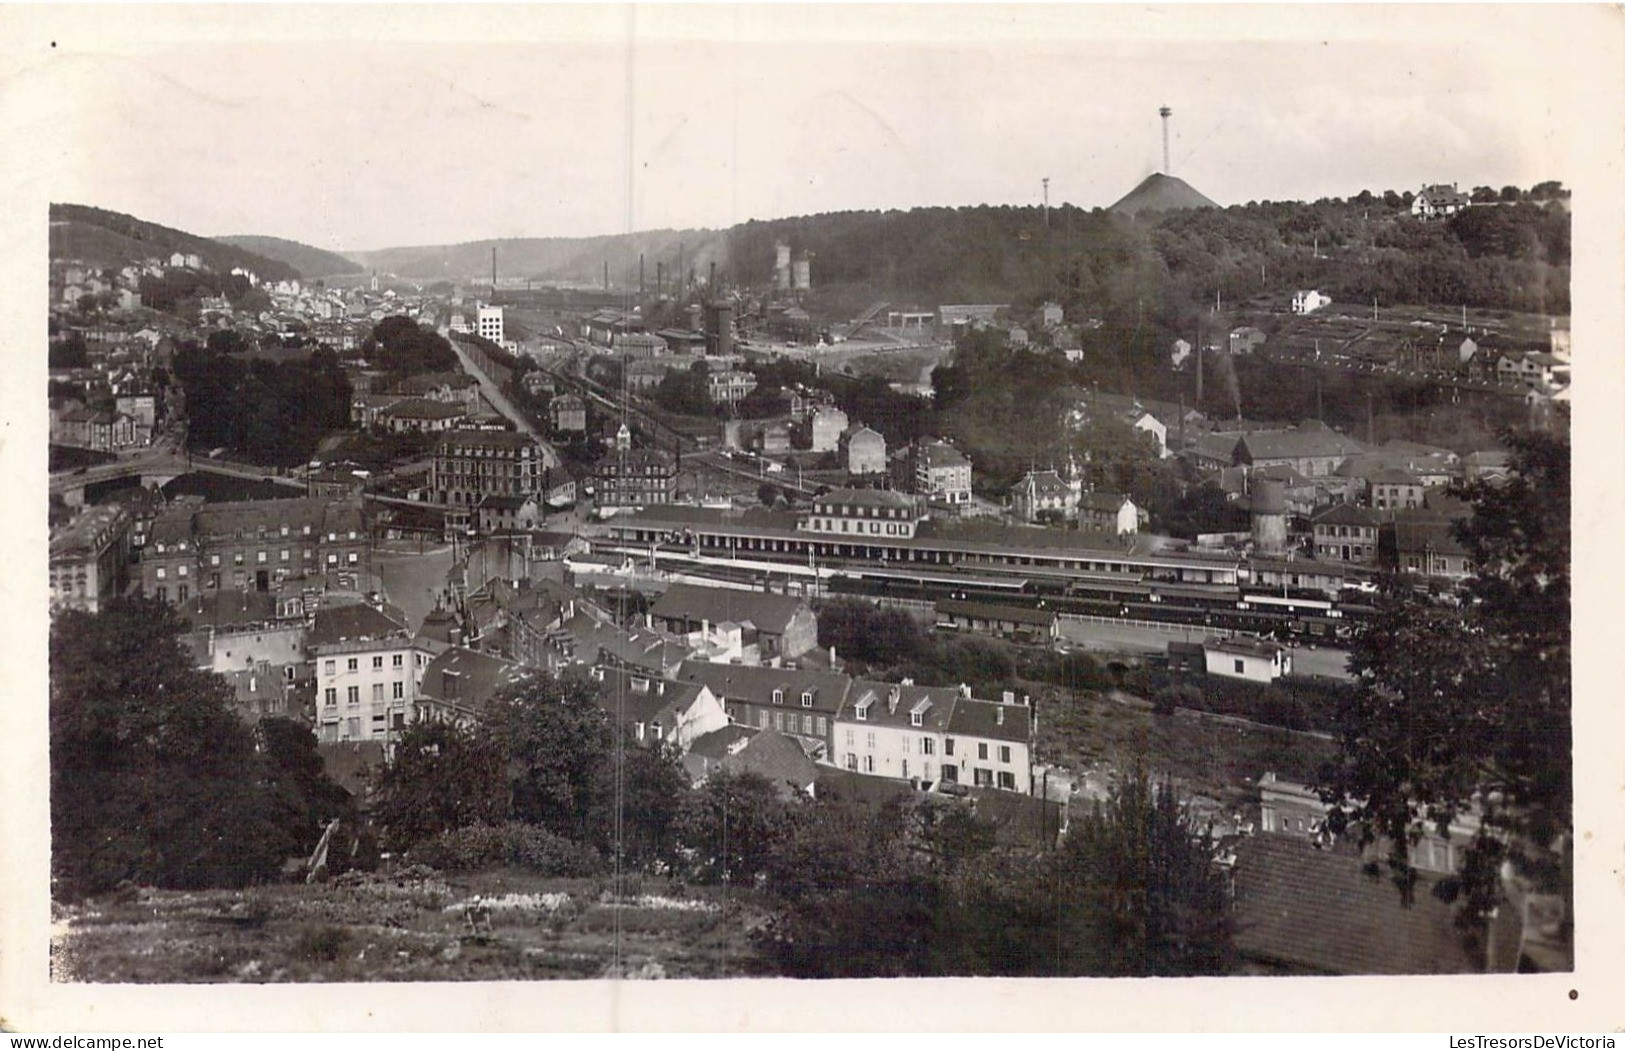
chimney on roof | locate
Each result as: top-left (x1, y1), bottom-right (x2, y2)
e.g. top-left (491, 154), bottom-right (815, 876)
top-left (888, 686), bottom-right (900, 714)
top-left (1002, 690), bottom-right (1015, 705)
top-left (958, 683), bottom-right (971, 699)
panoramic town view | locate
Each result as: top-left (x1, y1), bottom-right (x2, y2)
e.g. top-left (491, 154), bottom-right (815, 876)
top-left (39, 15), bottom-right (1573, 987)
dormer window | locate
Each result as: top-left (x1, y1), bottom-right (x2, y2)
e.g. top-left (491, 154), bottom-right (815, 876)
top-left (910, 711), bottom-right (923, 727)
top-left (771, 688), bottom-right (784, 706)
top-left (800, 691), bottom-right (814, 708)
top-left (855, 704), bottom-right (869, 722)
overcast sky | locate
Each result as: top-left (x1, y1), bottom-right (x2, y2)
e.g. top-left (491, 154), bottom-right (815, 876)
top-left (3, 5), bottom-right (1594, 253)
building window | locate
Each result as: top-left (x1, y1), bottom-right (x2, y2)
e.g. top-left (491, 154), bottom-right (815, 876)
top-left (910, 711), bottom-right (922, 727)
top-left (324, 660), bottom-right (336, 675)
top-left (998, 771), bottom-right (1017, 791)
top-left (922, 737), bottom-right (934, 755)
top-left (257, 551), bottom-right (267, 564)
top-left (771, 688), bottom-right (783, 705)
top-left (372, 656), bottom-right (384, 670)
top-left (324, 688), bottom-right (336, 706)
top-left (844, 729), bottom-right (854, 747)
top-left (155, 567), bottom-right (166, 580)
top-left (866, 732), bottom-right (876, 750)
top-left (177, 564), bottom-right (187, 577)
top-left (1235, 659), bottom-right (1245, 674)
top-left (393, 681), bottom-right (404, 699)
top-left (978, 742), bottom-right (988, 760)
top-left (945, 738), bottom-right (955, 756)
top-left (800, 691), bottom-right (813, 708)
top-left (863, 755), bottom-right (875, 773)
top-left (816, 717), bottom-right (827, 736)
top-left (846, 753), bottom-right (857, 771)
top-left (999, 745), bottom-right (1011, 764)
top-left (347, 658), bottom-right (359, 672)
top-left (902, 737), bottom-right (910, 754)
top-left (393, 654), bottom-right (404, 668)
top-left (347, 686), bottom-right (359, 705)
top-left (371, 683), bottom-right (384, 702)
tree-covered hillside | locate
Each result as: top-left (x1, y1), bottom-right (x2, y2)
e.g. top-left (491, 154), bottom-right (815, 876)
top-left (216, 234), bottom-right (364, 278)
top-left (49, 203), bottom-right (300, 281)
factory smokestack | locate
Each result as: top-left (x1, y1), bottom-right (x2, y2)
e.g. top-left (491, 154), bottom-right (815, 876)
top-left (1159, 106), bottom-right (1172, 175)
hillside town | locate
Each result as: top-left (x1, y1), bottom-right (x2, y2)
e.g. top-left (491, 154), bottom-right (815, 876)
top-left (46, 156), bottom-right (1572, 983)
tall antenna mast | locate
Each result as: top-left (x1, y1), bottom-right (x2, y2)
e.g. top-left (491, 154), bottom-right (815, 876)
top-left (1159, 106), bottom-right (1172, 175)
top-left (1042, 177), bottom-right (1050, 230)
top-left (490, 246), bottom-right (496, 293)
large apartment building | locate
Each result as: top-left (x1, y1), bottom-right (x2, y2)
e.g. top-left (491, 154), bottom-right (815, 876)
top-left (430, 429), bottom-right (546, 507)
top-left (140, 497), bottom-right (369, 601)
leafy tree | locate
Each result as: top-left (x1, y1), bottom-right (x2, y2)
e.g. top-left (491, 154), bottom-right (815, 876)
top-left (598, 741), bottom-right (690, 870)
top-left (675, 770), bottom-right (794, 885)
top-left (363, 315), bottom-right (458, 374)
top-left (50, 596), bottom-right (287, 898)
top-left (652, 361), bottom-right (713, 416)
top-left (1323, 431), bottom-right (1570, 937)
top-left (49, 331), bottom-right (89, 370)
top-left (257, 717), bottom-right (355, 860)
top-left (485, 671), bottom-right (617, 845)
top-left (370, 719), bottom-right (506, 853)
top-left (816, 599), bottom-right (927, 666)
top-left (1060, 772), bottom-right (1235, 976)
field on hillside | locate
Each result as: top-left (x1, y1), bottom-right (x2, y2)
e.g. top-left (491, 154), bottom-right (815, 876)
top-left (1036, 686), bottom-right (1337, 817)
top-left (53, 867), bottom-right (769, 983)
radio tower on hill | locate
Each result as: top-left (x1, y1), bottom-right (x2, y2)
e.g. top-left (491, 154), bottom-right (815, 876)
top-left (1159, 106), bottom-right (1173, 175)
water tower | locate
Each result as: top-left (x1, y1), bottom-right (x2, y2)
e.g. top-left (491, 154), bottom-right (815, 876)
top-left (1250, 478), bottom-right (1289, 556)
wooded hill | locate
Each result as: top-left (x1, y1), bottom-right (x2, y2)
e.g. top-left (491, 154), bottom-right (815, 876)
top-left (49, 203), bottom-right (300, 282)
top-left (215, 234), bottom-right (364, 279)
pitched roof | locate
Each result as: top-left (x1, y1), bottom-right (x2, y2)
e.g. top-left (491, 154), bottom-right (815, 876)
top-left (588, 665), bottom-right (706, 728)
top-left (650, 582), bottom-right (809, 636)
top-left (677, 660), bottom-right (853, 715)
top-left (382, 397), bottom-right (468, 420)
top-left (1392, 519), bottom-right (1468, 557)
top-left (317, 740), bottom-right (387, 800)
top-left (945, 697), bottom-right (1032, 743)
top-left (1016, 469), bottom-right (1071, 499)
top-left (840, 679), bottom-right (957, 731)
top-left (1313, 503), bottom-right (1382, 528)
top-left (1236, 426), bottom-right (1367, 463)
top-left (1077, 490), bottom-right (1132, 514)
top-left (1232, 834), bottom-right (1479, 974)
top-left (936, 598), bottom-right (1056, 628)
top-left (916, 440), bottom-right (970, 470)
top-left (308, 602), bottom-right (411, 647)
top-left (719, 729), bottom-right (818, 796)
top-left (563, 612), bottom-right (689, 674)
top-left (417, 646), bottom-right (531, 712)
top-left (176, 588), bottom-right (281, 631)
top-left (813, 487), bottom-right (915, 511)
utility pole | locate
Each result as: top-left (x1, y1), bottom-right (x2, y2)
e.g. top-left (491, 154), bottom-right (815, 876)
top-left (1042, 177), bottom-right (1050, 231)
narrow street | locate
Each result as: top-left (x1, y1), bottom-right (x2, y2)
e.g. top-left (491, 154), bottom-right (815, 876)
top-left (441, 327), bottom-right (560, 469)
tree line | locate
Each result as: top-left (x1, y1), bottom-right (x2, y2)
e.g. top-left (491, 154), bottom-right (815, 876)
top-left (173, 334), bottom-right (353, 466)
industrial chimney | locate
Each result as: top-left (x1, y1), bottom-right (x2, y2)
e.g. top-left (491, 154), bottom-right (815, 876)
top-left (1159, 106), bottom-right (1172, 175)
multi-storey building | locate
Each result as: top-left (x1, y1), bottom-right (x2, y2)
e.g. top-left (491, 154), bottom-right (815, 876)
top-left (476, 305), bottom-right (504, 346)
top-left (801, 487), bottom-right (925, 540)
top-left (832, 679), bottom-right (956, 785)
top-left (49, 504), bottom-right (132, 614)
top-left (914, 440), bottom-right (973, 505)
top-left (310, 603), bottom-right (431, 745)
top-left (1011, 468), bottom-right (1077, 522)
top-left (430, 429), bottom-right (546, 507)
top-left (593, 447), bottom-right (678, 509)
top-left (550, 394), bottom-right (587, 434)
top-left (1312, 503), bottom-right (1381, 565)
top-left (140, 497), bottom-right (369, 599)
